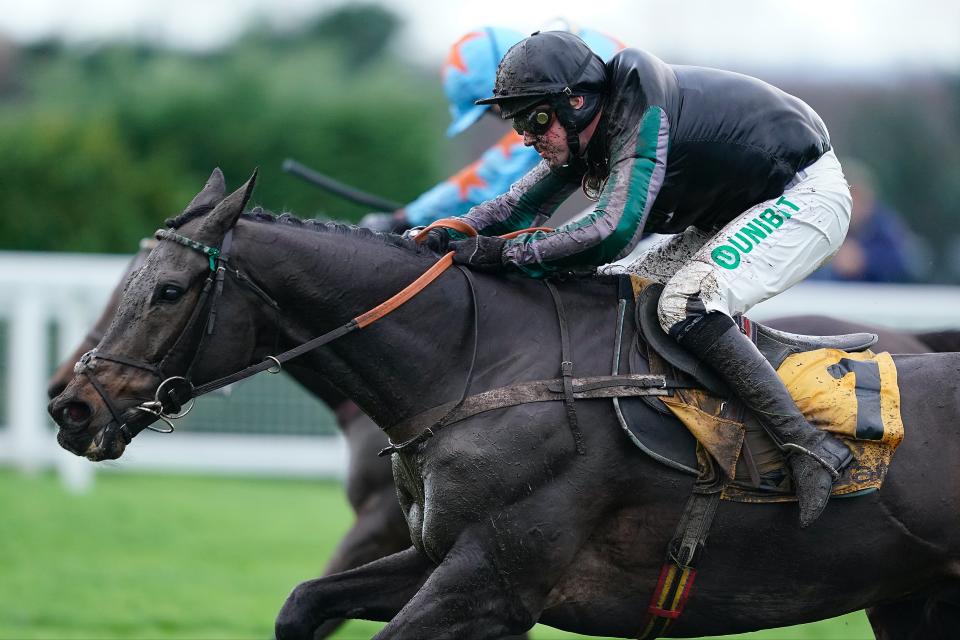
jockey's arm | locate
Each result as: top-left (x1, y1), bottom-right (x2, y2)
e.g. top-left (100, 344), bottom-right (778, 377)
top-left (457, 160), bottom-right (582, 237)
top-left (501, 106), bottom-right (670, 278)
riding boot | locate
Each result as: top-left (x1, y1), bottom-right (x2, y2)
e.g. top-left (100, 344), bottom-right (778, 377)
top-left (675, 312), bottom-right (853, 527)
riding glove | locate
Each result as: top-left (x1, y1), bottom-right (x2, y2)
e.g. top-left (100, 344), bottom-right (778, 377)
top-left (422, 228), bottom-right (453, 254)
top-left (451, 236), bottom-right (507, 271)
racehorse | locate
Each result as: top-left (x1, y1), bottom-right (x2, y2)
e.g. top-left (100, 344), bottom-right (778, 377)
top-left (47, 221), bottom-right (960, 640)
top-left (49, 171), bottom-right (960, 639)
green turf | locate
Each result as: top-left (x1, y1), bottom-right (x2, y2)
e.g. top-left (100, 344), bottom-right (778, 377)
top-left (0, 470), bottom-right (873, 639)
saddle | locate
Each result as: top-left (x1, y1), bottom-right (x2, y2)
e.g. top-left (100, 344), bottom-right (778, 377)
top-left (616, 278), bottom-right (904, 503)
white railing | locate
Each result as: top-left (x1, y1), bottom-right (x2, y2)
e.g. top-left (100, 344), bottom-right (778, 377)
top-left (747, 280), bottom-right (960, 329)
top-left (1, 250), bottom-right (958, 490)
top-left (0, 251), bottom-right (346, 490)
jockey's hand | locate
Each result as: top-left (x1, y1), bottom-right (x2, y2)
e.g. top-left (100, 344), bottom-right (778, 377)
top-left (422, 228), bottom-right (452, 254)
top-left (451, 236), bottom-right (507, 272)
top-left (359, 211), bottom-right (411, 234)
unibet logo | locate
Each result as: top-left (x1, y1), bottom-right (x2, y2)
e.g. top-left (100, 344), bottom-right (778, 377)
top-left (710, 197), bottom-right (799, 270)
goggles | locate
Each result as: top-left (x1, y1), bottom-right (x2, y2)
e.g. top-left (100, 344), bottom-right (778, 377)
top-left (512, 106), bottom-right (555, 136)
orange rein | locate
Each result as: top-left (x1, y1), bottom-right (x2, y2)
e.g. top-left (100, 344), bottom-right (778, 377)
top-left (415, 217), bottom-right (554, 242)
top-left (416, 217), bottom-right (479, 239)
top-left (353, 219), bottom-right (553, 329)
top-left (354, 252), bottom-right (454, 328)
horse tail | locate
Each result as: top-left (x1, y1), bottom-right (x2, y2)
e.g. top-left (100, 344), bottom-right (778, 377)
top-left (911, 330), bottom-right (960, 353)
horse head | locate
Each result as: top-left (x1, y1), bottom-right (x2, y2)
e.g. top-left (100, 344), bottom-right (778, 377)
top-left (46, 239), bottom-right (158, 400)
top-left (48, 168), bottom-right (264, 460)
top-left (50, 167), bottom-right (488, 462)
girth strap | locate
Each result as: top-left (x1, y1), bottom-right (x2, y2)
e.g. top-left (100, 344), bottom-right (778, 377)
top-left (381, 374), bottom-right (673, 456)
top-left (637, 488), bottom-right (723, 639)
top-left (545, 281), bottom-right (585, 455)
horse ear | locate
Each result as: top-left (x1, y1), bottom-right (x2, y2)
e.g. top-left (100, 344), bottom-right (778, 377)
top-left (164, 168), bottom-right (227, 228)
top-left (196, 168), bottom-right (258, 242)
top-left (187, 167), bottom-right (227, 212)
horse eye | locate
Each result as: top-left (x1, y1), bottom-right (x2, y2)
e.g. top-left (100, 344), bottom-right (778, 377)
top-left (158, 285), bottom-right (184, 302)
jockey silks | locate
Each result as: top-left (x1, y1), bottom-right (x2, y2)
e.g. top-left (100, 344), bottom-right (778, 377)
top-left (459, 48), bottom-right (831, 277)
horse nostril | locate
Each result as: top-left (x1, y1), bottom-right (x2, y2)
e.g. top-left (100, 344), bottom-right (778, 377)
top-left (47, 381), bottom-right (67, 400)
top-left (61, 401), bottom-right (92, 428)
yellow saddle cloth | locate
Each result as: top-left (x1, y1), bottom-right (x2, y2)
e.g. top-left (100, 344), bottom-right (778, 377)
top-left (662, 348), bottom-right (905, 503)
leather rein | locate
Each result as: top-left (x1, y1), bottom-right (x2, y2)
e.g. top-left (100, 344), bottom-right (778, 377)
top-left (76, 220), bottom-right (478, 444)
top-left (78, 217), bottom-right (673, 455)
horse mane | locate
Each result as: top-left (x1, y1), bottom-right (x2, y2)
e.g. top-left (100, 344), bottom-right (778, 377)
top-left (166, 204), bottom-right (428, 255)
top-left (250, 208), bottom-right (615, 283)
top-left (166, 204), bottom-right (614, 281)
top-left (165, 204), bottom-right (216, 229)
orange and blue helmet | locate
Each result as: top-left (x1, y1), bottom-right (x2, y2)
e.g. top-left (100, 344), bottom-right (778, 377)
top-left (574, 26), bottom-right (626, 62)
top-left (442, 26), bottom-right (525, 137)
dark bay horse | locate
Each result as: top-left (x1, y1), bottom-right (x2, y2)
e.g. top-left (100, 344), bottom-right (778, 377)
top-left (49, 171), bottom-right (960, 639)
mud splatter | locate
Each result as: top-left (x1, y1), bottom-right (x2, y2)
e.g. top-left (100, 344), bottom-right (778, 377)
top-left (622, 226), bottom-right (712, 283)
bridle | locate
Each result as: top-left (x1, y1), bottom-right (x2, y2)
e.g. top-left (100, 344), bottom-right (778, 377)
top-left (76, 227), bottom-right (281, 442)
top-left (76, 222), bottom-right (476, 445)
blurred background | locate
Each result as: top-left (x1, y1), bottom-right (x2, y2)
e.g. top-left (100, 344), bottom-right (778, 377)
top-left (0, 1), bottom-right (957, 638)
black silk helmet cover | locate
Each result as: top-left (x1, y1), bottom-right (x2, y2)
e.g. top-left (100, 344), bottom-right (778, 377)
top-left (477, 30), bottom-right (608, 135)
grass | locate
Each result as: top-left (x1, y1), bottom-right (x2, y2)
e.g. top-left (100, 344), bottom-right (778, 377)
top-left (0, 470), bottom-right (874, 639)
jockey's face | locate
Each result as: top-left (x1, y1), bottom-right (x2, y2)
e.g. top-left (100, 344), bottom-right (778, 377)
top-left (519, 96), bottom-right (587, 169)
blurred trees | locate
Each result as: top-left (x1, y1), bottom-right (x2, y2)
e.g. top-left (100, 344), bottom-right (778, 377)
top-left (0, 7), bottom-right (956, 282)
top-left (0, 4), bottom-right (446, 253)
top-left (299, 3), bottom-right (401, 67)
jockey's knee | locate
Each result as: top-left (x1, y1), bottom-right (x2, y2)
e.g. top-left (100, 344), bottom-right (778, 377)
top-left (657, 261), bottom-right (721, 338)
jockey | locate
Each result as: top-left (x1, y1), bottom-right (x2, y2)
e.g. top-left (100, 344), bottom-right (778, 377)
top-left (359, 25), bottom-right (624, 233)
top-left (425, 31), bottom-right (853, 527)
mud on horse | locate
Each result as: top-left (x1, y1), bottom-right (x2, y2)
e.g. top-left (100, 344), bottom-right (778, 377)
top-left (49, 170), bottom-right (960, 639)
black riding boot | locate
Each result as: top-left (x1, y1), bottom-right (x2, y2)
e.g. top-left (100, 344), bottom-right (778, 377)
top-left (676, 312), bottom-right (853, 527)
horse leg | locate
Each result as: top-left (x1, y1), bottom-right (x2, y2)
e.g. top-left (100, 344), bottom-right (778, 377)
top-left (275, 546), bottom-right (434, 640)
top-left (868, 585), bottom-right (960, 640)
top-left (867, 599), bottom-right (927, 640)
top-left (921, 585), bottom-right (960, 639)
top-left (312, 490), bottom-right (411, 639)
top-left (370, 539), bottom-right (541, 640)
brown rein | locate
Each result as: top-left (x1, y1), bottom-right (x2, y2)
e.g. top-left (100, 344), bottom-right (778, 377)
top-left (199, 219), bottom-right (554, 391)
top-left (416, 217), bottom-right (554, 242)
top-left (90, 219), bottom-right (554, 441)
top-left (173, 222), bottom-right (552, 405)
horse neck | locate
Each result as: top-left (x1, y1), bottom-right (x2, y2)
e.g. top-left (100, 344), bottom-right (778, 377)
top-left (236, 219), bottom-right (477, 427)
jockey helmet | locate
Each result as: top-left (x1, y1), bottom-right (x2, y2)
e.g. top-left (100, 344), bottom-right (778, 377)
top-left (476, 31), bottom-right (608, 157)
top-left (442, 26), bottom-right (526, 137)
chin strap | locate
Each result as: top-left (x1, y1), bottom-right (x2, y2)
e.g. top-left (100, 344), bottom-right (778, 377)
top-left (551, 90), bottom-right (581, 159)
top-left (552, 91), bottom-right (605, 162)
top-left (565, 129), bottom-right (581, 159)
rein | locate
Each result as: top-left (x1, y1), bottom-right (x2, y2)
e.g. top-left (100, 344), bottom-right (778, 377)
top-left (81, 217), bottom-right (669, 455)
top-left (190, 253), bottom-right (463, 396)
top-left (79, 225), bottom-right (468, 442)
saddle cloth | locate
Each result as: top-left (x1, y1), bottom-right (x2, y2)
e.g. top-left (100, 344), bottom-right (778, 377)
top-left (619, 276), bottom-right (905, 503)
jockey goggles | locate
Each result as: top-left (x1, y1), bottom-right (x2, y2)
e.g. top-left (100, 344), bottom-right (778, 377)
top-left (512, 105), bottom-right (555, 136)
